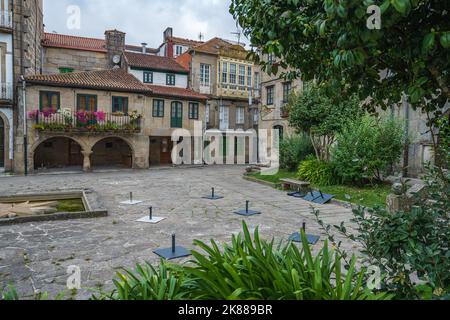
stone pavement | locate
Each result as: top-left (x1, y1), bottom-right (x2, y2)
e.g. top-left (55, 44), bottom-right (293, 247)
top-left (0, 166), bottom-right (358, 299)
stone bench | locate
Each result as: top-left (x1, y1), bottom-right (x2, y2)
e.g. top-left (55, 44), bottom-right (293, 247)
top-left (280, 178), bottom-right (311, 192)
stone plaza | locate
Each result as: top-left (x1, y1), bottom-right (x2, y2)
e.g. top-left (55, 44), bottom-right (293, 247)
top-left (0, 166), bottom-right (357, 299)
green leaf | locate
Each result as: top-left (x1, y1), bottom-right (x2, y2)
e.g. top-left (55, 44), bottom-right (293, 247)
top-left (391, 0), bottom-right (410, 14)
top-left (440, 32), bottom-right (450, 48)
top-left (422, 33), bottom-right (436, 54)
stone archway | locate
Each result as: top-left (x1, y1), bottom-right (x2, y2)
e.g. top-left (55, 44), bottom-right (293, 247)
top-left (91, 137), bottom-right (134, 169)
top-left (0, 111), bottom-right (11, 171)
top-left (33, 137), bottom-right (84, 171)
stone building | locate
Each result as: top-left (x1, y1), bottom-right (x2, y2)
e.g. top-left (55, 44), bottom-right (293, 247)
top-left (176, 37), bottom-right (260, 163)
top-left (0, 0), bottom-right (43, 173)
top-left (20, 68), bottom-right (207, 174)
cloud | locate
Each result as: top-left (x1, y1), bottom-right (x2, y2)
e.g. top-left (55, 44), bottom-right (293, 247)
top-left (43, 0), bottom-right (241, 47)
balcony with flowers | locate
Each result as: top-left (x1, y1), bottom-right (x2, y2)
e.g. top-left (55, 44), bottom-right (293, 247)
top-left (28, 108), bottom-right (143, 134)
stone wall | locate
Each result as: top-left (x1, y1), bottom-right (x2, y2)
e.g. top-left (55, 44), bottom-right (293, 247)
top-left (42, 47), bottom-right (108, 74)
top-left (12, 0), bottom-right (44, 174)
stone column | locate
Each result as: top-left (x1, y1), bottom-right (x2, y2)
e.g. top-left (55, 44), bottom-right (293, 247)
top-left (82, 150), bottom-right (93, 172)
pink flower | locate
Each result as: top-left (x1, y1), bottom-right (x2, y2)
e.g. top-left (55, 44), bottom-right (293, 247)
top-left (95, 111), bottom-right (106, 122)
top-left (27, 110), bottom-right (39, 119)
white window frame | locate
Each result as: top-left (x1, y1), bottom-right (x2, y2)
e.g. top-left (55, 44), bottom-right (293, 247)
top-left (238, 65), bottom-right (246, 88)
top-left (200, 63), bottom-right (211, 87)
top-left (229, 64), bottom-right (237, 84)
top-left (221, 62), bottom-right (228, 83)
top-left (236, 107), bottom-right (245, 125)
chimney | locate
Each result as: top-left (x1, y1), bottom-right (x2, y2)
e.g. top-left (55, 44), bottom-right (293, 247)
top-left (141, 42), bottom-right (148, 54)
top-left (105, 29), bottom-right (126, 68)
top-left (163, 27), bottom-right (173, 42)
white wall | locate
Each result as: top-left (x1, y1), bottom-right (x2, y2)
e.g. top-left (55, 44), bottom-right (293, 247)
top-left (128, 67), bottom-right (188, 89)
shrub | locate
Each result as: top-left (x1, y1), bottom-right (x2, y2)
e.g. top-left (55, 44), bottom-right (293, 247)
top-left (297, 157), bottom-right (338, 186)
top-left (96, 223), bottom-right (390, 301)
top-left (332, 115), bottom-right (404, 184)
top-left (314, 157), bottom-right (450, 300)
top-left (280, 134), bottom-right (315, 171)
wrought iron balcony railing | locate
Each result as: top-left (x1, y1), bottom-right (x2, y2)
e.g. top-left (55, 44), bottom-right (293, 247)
top-left (28, 110), bottom-right (143, 133)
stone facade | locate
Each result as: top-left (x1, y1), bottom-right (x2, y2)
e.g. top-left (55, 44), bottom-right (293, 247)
top-left (42, 47), bottom-right (107, 74)
top-left (11, 0), bottom-right (44, 174)
top-left (188, 47), bottom-right (259, 132)
top-left (20, 84), bottom-right (206, 174)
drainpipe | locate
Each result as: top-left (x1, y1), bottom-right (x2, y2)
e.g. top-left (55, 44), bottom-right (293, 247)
top-left (403, 95), bottom-right (410, 178)
top-left (21, 75), bottom-right (27, 175)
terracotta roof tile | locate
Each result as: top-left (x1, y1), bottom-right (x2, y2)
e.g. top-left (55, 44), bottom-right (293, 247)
top-left (191, 37), bottom-right (236, 55)
top-left (145, 84), bottom-right (207, 101)
top-left (169, 37), bottom-right (204, 47)
top-left (43, 33), bottom-right (107, 52)
top-left (125, 51), bottom-right (188, 73)
top-left (26, 69), bottom-right (151, 94)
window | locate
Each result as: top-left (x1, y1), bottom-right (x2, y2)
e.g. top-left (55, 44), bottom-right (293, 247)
top-left (59, 67), bottom-right (74, 74)
top-left (166, 73), bottom-right (176, 86)
top-left (143, 71), bottom-right (153, 83)
top-left (112, 96), bottom-right (128, 114)
top-left (283, 82), bottom-right (292, 103)
top-left (238, 65), bottom-right (246, 89)
top-left (221, 62), bottom-right (228, 83)
top-left (268, 53), bottom-right (275, 64)
top-left (266, 86), bottom-right (274, 105)
top-left (77, 94), bottom-right (97, 112)
top-left (229, 64), bottom-right (236, 84)
top-left (247, 66), bottom-right (252, 88)
top-left (39, 91), bottom-right (60, 112)
top-left (254, 72), bottom-right (261, 90)
top-left (176, 45), bottom-right (183, 56)
top-left (171, 101), bottom-right (183, 128)
top-left (189, 102), bottom-right (199, 120)
top-left (200, 63), bottom-right (211, 87)
top-left (153, 99), bottom-right (165, 117)
top-left (236, 107), bottom-right (245, 125)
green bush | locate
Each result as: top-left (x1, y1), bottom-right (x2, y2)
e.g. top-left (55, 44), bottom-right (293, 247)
top-left (314, 155), bottom-right (450, 300)
top-left (297, 157), bottom-right (338, 186)
top-left (280, 134), bottom-right (315, 171)
top-left (95, 223), bottom-right (390, 301)
top-left (332, 115), bottom-right (404, 184)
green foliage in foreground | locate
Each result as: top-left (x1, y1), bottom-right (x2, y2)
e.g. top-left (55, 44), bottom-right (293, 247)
top-left (94, 223), bottom-right (391, 301)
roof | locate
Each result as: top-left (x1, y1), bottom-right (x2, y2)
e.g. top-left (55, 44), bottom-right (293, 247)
top-left (168, 36), bottom-right (204, 47)
top-left (145, 84), bottom-right (207, 101)
top-left (43, 33), bottom-right (159, 54)
top-left (191, 37), bottom-right (238, 55)
top-left (124, 51), bottom-right (189, 73)
top-left (26, 69), bottom-right (151, 94)
top-left (43, 33), bottom-right (107, 52)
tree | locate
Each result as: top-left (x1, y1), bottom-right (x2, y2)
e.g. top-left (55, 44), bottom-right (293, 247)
top-left (288, 82), bottom-right (362, 161)
top-left (230, 0), bottom-right (449, 121)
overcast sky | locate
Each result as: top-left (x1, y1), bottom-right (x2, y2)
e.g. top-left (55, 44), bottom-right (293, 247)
top-left (43, 0), bottom-right (245, 48)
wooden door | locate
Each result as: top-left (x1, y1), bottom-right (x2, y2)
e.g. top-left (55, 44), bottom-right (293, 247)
top-left (160, 138), bottom-right (173, 164)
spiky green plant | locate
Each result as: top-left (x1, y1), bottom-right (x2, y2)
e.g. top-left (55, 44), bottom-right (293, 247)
top-left (182, 222), bottom-right (390, 300)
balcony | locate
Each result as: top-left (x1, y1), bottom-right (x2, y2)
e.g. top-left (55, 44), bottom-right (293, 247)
top-left (28, 110), bottom-right (143, 134)
top-left (0, 83), bottom-right (13, 101)
top-left (0, 11), bottom-right (12, 29)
